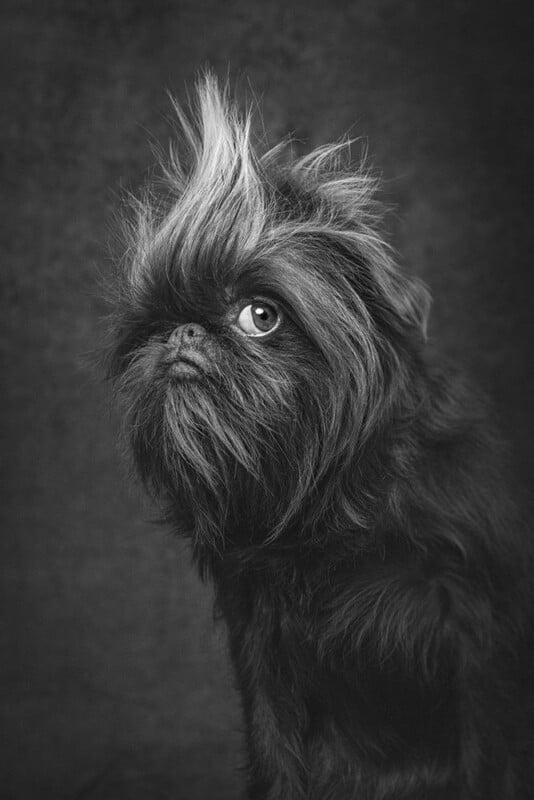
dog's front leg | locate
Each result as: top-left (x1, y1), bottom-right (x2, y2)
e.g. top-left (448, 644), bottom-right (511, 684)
top-left (241, 685), bottom-right (307, 800)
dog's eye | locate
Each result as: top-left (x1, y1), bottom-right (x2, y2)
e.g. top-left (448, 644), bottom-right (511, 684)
top-left (236, 301), bottom-right (281, 337)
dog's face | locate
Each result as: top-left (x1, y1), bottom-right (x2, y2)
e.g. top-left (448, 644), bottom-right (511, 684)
top-left (107, 77), bottom-right (429, 548)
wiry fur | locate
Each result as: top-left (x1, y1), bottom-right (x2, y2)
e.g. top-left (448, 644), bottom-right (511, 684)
top-left (106, 75), bottom-right (533, 799)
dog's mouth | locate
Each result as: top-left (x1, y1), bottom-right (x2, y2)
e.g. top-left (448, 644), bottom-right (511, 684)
top-left (167, 355), bottom-right (207, 380)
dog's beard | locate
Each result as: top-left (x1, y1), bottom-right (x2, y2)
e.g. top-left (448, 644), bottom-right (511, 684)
top-left (116, 316), bottom-right (371, 551)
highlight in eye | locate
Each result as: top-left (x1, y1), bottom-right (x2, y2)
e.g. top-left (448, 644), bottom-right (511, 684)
top-left (236, 301), bottom-right (281, 337)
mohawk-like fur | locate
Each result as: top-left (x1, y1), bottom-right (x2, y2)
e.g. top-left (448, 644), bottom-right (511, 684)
top-left (124, 76), bottom-right (428, 329)
top-left (107, 75), bottom-right (533, 799)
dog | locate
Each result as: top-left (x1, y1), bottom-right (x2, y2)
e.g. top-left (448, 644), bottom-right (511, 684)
top-left (106, 74), bottom-right (533, 799)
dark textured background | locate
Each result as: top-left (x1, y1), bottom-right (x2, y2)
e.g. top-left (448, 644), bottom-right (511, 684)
top-left (1, 1), bottom-right (533, 798)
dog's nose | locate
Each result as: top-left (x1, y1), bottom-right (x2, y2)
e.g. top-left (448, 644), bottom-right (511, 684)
top-left (168, 323), bottom-right (206, 347)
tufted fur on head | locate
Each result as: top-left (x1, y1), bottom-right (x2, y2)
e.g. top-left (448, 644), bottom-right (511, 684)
top-left (106, 75), bottom-right (532, 799)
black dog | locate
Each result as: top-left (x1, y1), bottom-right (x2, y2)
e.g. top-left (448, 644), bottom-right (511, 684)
top-left (107, 75), bottom-right (533, 799)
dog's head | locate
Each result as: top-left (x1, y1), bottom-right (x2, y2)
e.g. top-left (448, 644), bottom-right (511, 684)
top-left (107, 75), bottom-right (429, 551)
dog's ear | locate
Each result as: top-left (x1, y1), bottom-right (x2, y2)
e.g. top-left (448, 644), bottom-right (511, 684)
top-left (331, 231), bottom-right (432, 343)
top-left (281, 142), bottom-right (431, 343)
top-left (375, 263), bottom-right (431, 341)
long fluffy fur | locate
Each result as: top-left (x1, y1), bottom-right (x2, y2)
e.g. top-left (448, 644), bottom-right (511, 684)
top-left (107, 75), bottom-right (533, 799)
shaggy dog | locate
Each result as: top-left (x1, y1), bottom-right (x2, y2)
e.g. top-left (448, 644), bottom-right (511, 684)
top-left (106, 75), bottom-right (532, 799)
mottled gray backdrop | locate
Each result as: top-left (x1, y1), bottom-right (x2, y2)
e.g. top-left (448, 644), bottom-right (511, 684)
top-left (1, 1), bottom-right (533, 798)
